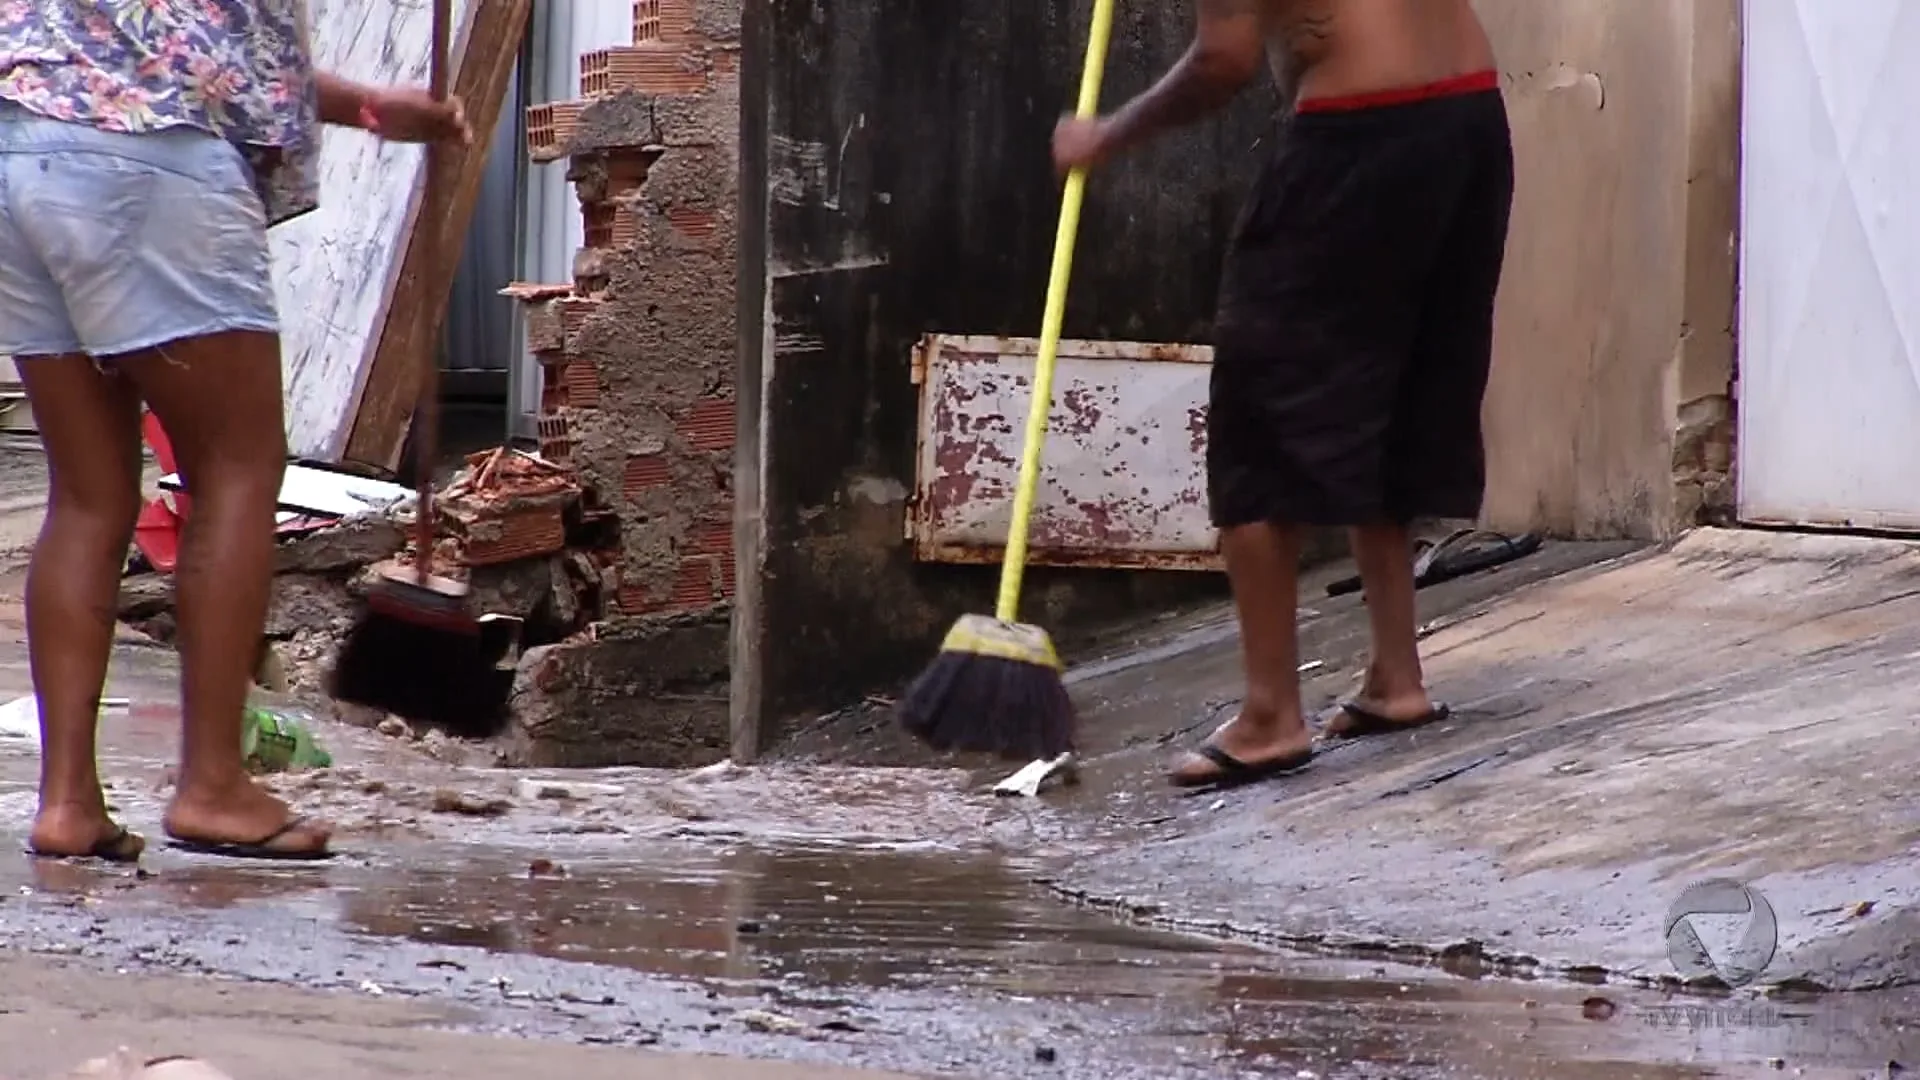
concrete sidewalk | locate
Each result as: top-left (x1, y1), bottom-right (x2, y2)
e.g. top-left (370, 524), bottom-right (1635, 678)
top-left (0, 955), bottom-right (918, 1080)
top-left (1052, 528), bottom-right (1920, 992)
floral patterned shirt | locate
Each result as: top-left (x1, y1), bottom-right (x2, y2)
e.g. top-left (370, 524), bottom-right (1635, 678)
top-left (0, 0), bottom-right (320, 226)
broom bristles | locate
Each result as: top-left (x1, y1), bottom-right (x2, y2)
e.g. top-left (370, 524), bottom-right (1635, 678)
top-left (328, 576), bottom-right (513, 738)
top-left (897, 614), bottom-right (1075, 761)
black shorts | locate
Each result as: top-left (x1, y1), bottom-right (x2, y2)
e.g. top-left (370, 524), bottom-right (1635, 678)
top-left (1207, 78), bottom-right (1514, 528)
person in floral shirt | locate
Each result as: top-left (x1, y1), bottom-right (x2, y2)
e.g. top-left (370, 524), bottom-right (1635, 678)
top-left (0, 1), bottom-right (467, 862)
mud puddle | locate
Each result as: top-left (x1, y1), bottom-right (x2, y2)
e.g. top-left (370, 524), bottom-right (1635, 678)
top-left (5, 837), bottom-right (1914, 1079)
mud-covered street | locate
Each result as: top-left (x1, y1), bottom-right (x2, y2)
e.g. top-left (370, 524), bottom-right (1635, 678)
top-left (6, 814), bottom-right (1915, 1080)
top-left (0, 449), bottom-right (1913, 1078)
top-left (0, 578), bottom-right (1912, 1076)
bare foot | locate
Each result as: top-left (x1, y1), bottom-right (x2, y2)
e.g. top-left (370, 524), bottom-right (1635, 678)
top-left (1168, 710), bottom-right (1314, 786)
top-left (1328, 662), bottom-right (1439, 731)
top-left (30, 799), bottom-right (145, 862)
top-left (163, 776), bottom-right (332, 857)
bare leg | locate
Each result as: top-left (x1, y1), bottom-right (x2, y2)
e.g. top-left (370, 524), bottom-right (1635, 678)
top-left (1169, 521), bottom-right (1314, 783)
top-left (1347, 523), bottom-right (1437, 721)
top-left (120, 331), bottom-right (330, 855)
top-left (20, 355), bottom-right (147, 860)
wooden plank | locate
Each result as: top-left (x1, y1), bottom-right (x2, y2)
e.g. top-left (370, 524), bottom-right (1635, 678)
top-left (274, 0), bottom-right (475, 460)
top-left (340, 0), bottom-right (535, 471)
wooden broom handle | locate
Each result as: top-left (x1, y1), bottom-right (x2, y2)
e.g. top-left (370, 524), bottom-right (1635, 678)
top-left (414, 0), bottom-right (453, 580)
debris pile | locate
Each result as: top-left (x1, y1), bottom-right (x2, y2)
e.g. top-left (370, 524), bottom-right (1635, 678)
top-left (115, 448), bottom-right (621, 702)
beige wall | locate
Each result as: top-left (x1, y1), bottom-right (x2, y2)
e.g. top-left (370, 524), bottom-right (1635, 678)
top-left (1476, 0), bottom-right (1741, 539)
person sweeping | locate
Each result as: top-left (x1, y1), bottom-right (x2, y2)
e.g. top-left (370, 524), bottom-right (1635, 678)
top-left (1051, 0), bottom-right (1513, 790)
top-left (0, 1), bottom-right (468, 862)
top-left (895, 0), bottom-right (1118, 763)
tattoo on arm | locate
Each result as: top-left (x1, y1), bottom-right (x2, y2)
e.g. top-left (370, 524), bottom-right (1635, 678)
top-left (1283, 14), bottom-right (1332, 48)
top-left (1100, 0), bottom-right (1267, 156)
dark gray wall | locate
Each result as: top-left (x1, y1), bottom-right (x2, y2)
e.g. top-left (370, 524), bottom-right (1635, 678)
top-left (739, 0), bottom-right (1283, 728)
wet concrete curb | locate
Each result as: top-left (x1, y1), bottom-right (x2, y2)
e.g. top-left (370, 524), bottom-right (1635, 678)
top-left (1032, 532), bottom-right (1920, 999)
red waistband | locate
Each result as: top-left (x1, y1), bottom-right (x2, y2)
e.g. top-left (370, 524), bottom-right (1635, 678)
top-left (1296, 70), bottom-right (1500, 115)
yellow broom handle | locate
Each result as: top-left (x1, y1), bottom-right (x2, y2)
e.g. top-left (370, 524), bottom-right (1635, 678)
top-left (996, 0), bottom-right (1116, 623)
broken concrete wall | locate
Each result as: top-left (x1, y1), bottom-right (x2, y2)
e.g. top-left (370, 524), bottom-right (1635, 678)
top-left (736, 1), bottom-right (1298, 742)
top-left (1473, 0), bottom-right (1742, 537)
top-left (508, 0), bottom-right (741, 766)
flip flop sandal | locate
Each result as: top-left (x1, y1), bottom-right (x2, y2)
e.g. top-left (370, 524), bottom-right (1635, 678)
top-left (27, 825), bottom-right (146, 864)
top-left (1325, 530), bottom-right (1543, 598)
top-left (165, 816), bottom-right (334, 862)
top-left (1170, 744), bottom-right (1315, 792)
top-left (1321, 700), bottom-right (1452, 741)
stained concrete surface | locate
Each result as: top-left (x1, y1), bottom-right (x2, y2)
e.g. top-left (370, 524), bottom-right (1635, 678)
top-left (1, 435), bottom-right (1917, 1078)
top-left (0, 953), bottom-right (911, 1080)
top-left (1046, 529), bottom-right (1920, 997)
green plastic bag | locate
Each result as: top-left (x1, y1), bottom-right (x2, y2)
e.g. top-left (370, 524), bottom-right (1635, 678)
top-left (241, 704), bottom-right (332, 773)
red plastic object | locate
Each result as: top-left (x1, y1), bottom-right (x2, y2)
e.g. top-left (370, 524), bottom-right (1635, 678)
top-left (133, 412), bottom-right (187, 573)
top-left (131, 412), bottom-right (334, 575)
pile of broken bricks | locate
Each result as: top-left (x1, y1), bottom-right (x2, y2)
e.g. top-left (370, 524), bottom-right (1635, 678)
top-left (116, 447), bottom-right (622, 702)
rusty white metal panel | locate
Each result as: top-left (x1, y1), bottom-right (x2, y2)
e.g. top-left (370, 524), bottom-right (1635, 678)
top-left (910, 334), bottom-right (1218, 571)
top-left (273, 0), bottom-right (475, 460)
top-left (1737, 0), bottom-right (1920, 528)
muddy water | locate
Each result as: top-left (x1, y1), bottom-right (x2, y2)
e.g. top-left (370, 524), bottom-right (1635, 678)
top-left (7, 837), bottom-right (1915, 1079)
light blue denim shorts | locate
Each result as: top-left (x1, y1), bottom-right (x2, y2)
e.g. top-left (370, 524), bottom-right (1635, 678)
top-left (0, 101), bottom-right (279, 358)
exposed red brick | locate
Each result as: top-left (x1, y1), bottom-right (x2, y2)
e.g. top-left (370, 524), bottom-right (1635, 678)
top-left (711, 50), bottom-right (739, 77)
top-left (719, 548), bottom-right (736, 598)
top-left (581, 203), bottom-right (639, 251)
top-left (616, 583), bottom-right (652, 614)
top-left (579, 45), bottom-right (708, 97)
top-left (499, 282), bottom-right (574, 302)
top-left (525, 100), bottom-right (583, 162)
top-left (656, 0), bottom-right (696, 41)
top-left (686, 518), bottom-right (731, 556)
top-left (667, 206), bottom-right (717, 243)
top-left (604, 149), bottom-right (661, 202)
top-left (610, 204), bottom-right (641, 247)
top-left (623, 453), bottom-right (671, 495)
top-left (632, 0), bottom-right (661, 43)
top-left (563, 361), bottom-right (600, 408)
top-left (537, 415), bottom-right (573, 466)
top-left (538, 359), bottom-right (600, 411)
top-left (582, 202), bottom-right (613, 249)
top-left (677, 397), bottom-right (735, 453)
top-left (668, 555), bottom-right (718, 610)
top-left (556, 295), bottom-right (600, 338)
top-left (460, 504), bottom-right (567, 567)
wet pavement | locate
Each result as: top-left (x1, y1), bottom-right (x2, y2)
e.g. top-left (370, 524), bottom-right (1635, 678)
top-left (8, 829), bottom-right (1918, 1079)
top-left (0, 480), bottom-right (1913, 1075)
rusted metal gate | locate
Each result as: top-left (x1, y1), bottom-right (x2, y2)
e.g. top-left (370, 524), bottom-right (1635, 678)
top-left (908, 334), bottom-right (1219, 571)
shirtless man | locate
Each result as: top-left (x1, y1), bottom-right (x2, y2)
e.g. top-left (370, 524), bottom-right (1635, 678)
top-left (1053, 0), bottom-right (1512, 788)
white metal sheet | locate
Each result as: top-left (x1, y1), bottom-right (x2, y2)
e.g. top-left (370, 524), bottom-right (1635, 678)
top-left (910, 334), bottom-right (1218, 571)
top-left (275, 0), bottom-right (476, 460)
top-left (1738, 0), bottom-right (1920, 528)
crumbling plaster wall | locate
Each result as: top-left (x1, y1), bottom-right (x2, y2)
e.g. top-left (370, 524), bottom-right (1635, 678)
top-left (508, 0), bottom-right (742, 767)
top-left (1473, 0), bottom-right (1741, 537)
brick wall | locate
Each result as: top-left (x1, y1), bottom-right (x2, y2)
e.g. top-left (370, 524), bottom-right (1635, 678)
top-left (501, 0), bottom-right (741, 767)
